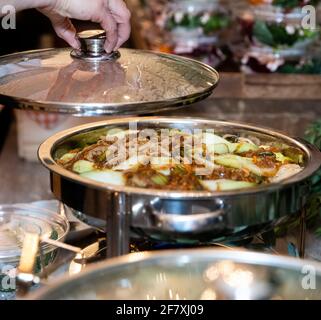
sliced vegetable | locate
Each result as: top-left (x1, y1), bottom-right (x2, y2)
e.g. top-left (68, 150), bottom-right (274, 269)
top-left (196, 132), bottom-right (237, 153)
top-left (235, 142), bottom-right (259, 154)
top-left (274, 152), bottom-right (292, 163)
top-left (200, 179), bottom-right (257, 191)
top-left (173, 164), bottom-right (188, 175)
top-left (269, 164), bottom-right (303, 183)
top-left (113, 155), bottom-right (149, 171)
top-left (107, 128), bottom-right (124, 136)
top-left (214, 143), bottom-right (232, 154)
top-left (214, 154), bottom-right (277, 177)
top-left (80, 170), bottom-right (125, 186)
top-left (72, 160), bottom-right (95, 174)
top-left (158, 169), bottom-right (171, 176)
top-left (107, 129), bottom-right (138, 140)
top-left (59, 153), bottom-right (77, 163)
top-left (151, 174), bottom-right (169, 186)
top-left (283, 147), bottom-right (304, 164)
top-left (150, 157), bottom-right (171, 168)
top-left (150, 157), bottom-right (172, 176)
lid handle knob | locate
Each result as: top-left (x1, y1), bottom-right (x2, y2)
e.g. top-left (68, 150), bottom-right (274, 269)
top-left (78, 30), bottom-right (106, 57)
top-left (71, 29), bottom-right (120, 61)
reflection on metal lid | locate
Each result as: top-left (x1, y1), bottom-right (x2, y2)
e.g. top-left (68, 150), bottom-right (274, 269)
top-left (31, 249), bottom-right (321, 300)
top-left (0, 48), bottom-right (219, 116)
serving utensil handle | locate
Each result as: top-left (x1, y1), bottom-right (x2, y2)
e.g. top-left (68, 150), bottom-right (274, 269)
top-left (16, 233), bottom-right (41, 297)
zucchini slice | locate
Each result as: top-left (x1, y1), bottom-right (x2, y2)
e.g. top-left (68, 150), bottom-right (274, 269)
top-left (80, 170), bottom-right (125, 186)
top-left (214, 154), bottom-right (277, 177)
top-left (72, 160), bottom-right (95, 174)
top-left (200, 179), bottom-right (257, 191)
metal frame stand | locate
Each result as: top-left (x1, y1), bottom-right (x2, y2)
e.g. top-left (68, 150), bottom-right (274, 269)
top-left (298, 207), bottom-right (307, 259)
top-left (106, 193), bottom-right (131, 258)
top-left (103, 203), bottom-right (307, 259)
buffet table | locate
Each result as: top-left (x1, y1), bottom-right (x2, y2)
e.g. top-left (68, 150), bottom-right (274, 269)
top-left (0, 1), bottom-right (321, 299)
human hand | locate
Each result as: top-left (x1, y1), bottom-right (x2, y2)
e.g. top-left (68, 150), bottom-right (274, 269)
top-left (39, 0), bottom-right (131, 53)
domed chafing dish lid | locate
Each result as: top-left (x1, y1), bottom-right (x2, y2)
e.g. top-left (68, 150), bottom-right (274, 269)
top-left (31, 249), bottom-right (321, 300)
top-left (0, 30), bottom-right (219, 116)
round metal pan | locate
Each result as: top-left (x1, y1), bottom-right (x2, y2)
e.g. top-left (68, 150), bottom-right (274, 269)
top-left (38, 117), bottom-right (321, 257)
top-left (30, 248), bottom-right (321, 300)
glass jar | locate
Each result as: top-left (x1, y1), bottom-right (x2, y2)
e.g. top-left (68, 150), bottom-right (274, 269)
top-left (158, 0), bottom-right (232, 66)
top-left (0, 204), bottom-right (69, 300)
top-left (231, 0), bottom-right (321, 72)
top-left (238, 44), bottom-right (321, 73)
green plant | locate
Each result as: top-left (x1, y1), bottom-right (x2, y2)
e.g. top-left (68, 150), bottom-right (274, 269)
top-left (253, 21), bottom-right (318, 48)
top-left (274, 120), bottom-right (321, 237)
top-left (304, 119), bottom-right (321, 236)
top-left (167, 13), bottom-right (230, 35)
top-left (273, 0), bottom-right (301, 9)
top-left (278, 59), bottom-right (321, 74)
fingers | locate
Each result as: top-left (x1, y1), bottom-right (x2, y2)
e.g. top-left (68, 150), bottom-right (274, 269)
top-left (109, 0), bottom-right (131, 50)
top-left (40, 9), bottom-right (80, 49)
top-left (39, 0), bottom-right (131, 53)
top-left (114, 19), bottom-right (131, 51)
top-left (98, 10), bottom-right (118, 54)
top-left (53, 16), bottom-right (80, 49)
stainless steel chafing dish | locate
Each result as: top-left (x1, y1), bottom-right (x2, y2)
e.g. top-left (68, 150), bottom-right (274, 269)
top-left (1, 29), bottom-right (320, 259)
top-left (30, 248), bottom-right (321, 300)
top-left (38, 117), bottom-right (321, 257)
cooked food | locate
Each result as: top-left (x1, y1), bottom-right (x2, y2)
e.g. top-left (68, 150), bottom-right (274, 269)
top-left (57, 128), bottom-right (305, 191)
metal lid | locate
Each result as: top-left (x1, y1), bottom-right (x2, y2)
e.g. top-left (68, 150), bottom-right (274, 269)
top-left (0, 205), bottom-right (69, 264)
top-left (31, 249), bottom-right (321, 300)
top-left (0, 30), bottom-right (219, 116)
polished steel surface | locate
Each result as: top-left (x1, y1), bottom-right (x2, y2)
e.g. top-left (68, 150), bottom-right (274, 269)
top-left (38, 117), bottom-right (321, 257)
top-left (0, 48), bottom-right (219, 116)
top-left (30, 249), bottom-right (321, 300)
top-left (70, 30), bottom-right (121, 62)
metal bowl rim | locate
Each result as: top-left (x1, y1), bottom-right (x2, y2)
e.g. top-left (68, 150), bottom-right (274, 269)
top-left (29, 248), bottom-right (321, 300)
top-left (0, 48), bottom-right (219, 115)
top-left (38, 116), bottom-right (321, 199)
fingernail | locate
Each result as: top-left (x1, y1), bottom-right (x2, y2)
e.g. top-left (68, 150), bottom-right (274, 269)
top-left (73, 39), bottom-right (81, 49)
top-left (105, 46), bottom-right (112, 54)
